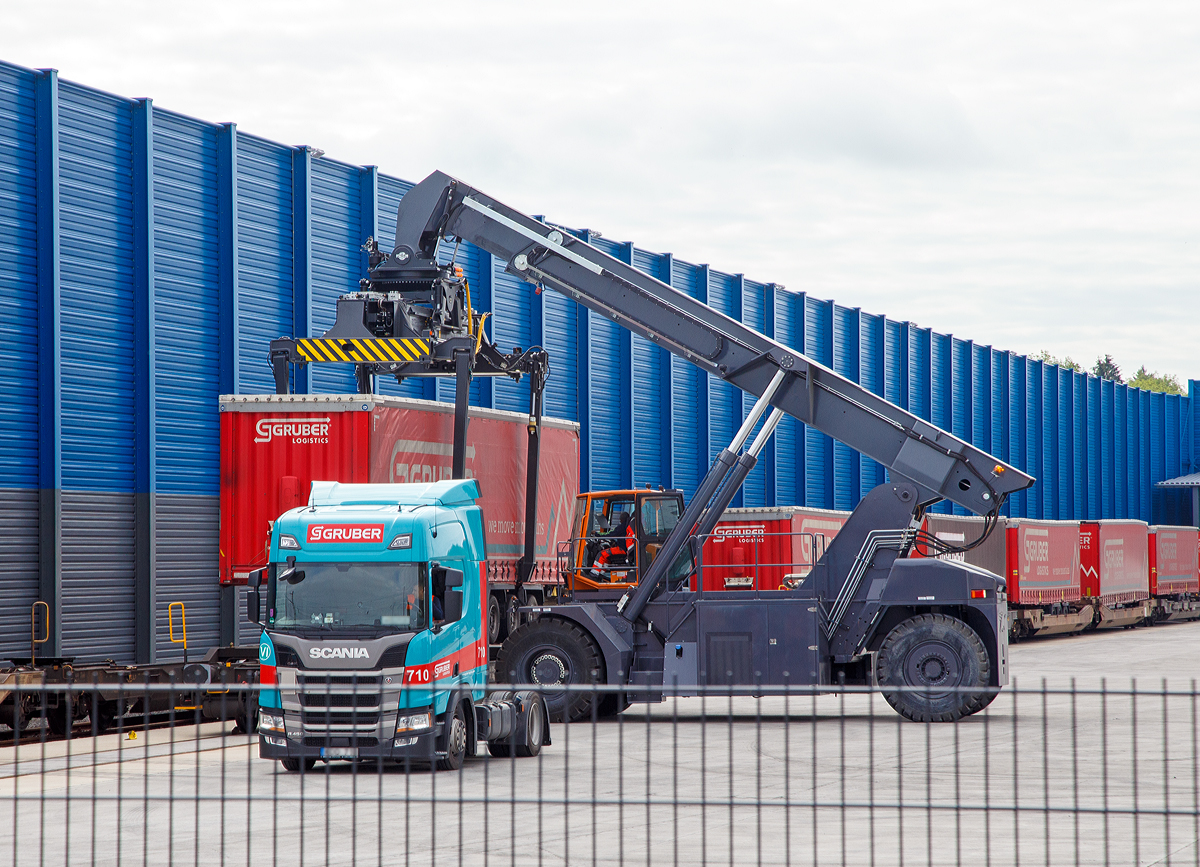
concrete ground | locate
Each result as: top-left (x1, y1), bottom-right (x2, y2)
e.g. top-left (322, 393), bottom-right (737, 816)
top-left (3, 621), bottom-right (1199, 866)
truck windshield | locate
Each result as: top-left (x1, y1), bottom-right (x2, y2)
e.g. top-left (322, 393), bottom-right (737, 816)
top-left (269, 562), bottom-right (426, 635)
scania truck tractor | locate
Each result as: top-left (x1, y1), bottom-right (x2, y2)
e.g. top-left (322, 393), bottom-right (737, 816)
top-left (250, 478), bottom-right (550, 772)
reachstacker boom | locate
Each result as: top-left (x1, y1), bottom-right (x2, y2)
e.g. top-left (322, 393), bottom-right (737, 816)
top-left (272, 170), bottom-right (1035, 726)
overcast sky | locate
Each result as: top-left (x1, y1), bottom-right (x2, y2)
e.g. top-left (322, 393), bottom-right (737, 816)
top-left (4, 1), bottom-right (1197, 385)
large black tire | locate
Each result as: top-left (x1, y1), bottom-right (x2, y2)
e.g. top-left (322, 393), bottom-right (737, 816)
top-left (876, 614), bottom-right (990, 722)
top-left (280, 757), bottom-right (317, 773)
top-left (495, 619), bottom-right (603, 722)
top-left (436, 703), bottom-right (469, 771)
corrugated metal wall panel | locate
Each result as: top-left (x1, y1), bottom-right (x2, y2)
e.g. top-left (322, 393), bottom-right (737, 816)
top-left (629, 247), bottom-right (669, 488)
top-left (908, 326), bottom-right (931, 421)
top-left (928, 333), bottom-right (952, 514)
top-left (155, 494), bottom-right (219, 660)
top-left (1073, 373), bottom-right (1086, 518)
top-left (59, 83), bottom-right (136, 492)
top-left (0, 64), bottom-right (40, 653)
top-left (805, 298), bottom-right (833, 508)
top-left (0, 63), bottom-right (38, 490)
top-left (61, 492), bottom-right (135, 662)
top-left (543, 282), bottom-right (579, 421)
top-left (309, 159), bottom-right (361, 395)
top-left (491, 257), bottom-right (535, 415)
top-left (0, 490), bottom-right (39, 657)
top-left (153, 109), bottom-right (220, 495)
top-left (669, 261), bottom-right (708, 501)
top-left (832, 306), bottom-right (858, 512)
top-left (1026, 360), bottom-right (1042, 518)
top-left (884, 320), bottom-right (904, 407)
top-left (587, 308), bottom-right (625, 489)
top-left (236, 135), bottom-right (293, 394)
top-left (990, 352), bottom-right (1008, 468)
top-left (1008, 355), bottom-right (1027, 517)
top-left (740, 279), bottom-right (767, 506)
top-left (773, 290), bottom-right (802, 507)
top-left (707, 271), bottom-right (740, 504)
top-left (1057, 370), bottom-right (1072, 518)
top-left (858, 313), bottom-right (885, 499)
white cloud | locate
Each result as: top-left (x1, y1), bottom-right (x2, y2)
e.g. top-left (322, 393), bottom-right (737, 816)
top-left (2, 0), bottom-right (1196, 382)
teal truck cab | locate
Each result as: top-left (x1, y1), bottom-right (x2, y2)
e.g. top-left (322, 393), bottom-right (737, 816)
top-left (249, 479), bottom-right (549, 772)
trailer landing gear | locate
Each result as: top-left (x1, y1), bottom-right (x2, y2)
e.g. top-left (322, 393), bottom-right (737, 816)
top-left (876, 614), bottom-right (991, 722)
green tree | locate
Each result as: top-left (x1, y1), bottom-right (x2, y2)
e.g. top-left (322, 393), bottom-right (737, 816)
top-left (1092, 354), bottom-right (1123, 383)
top-left (1127, 366), bottom-right (1184, 395)
top-left (1034, 350), bottom-right (1082, 372)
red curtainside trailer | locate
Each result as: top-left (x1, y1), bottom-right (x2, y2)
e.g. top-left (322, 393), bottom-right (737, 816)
top-left (219, 394), bottom-right (580, 642)
top-left (1004, 519), bottom-right (1092, 637)
top-left (1148, 525), bottom-right (1200, 621)
top-left (1079, 520), bottom-right (1151, 628)
top-left (700, 507), bottom-right (849, 591)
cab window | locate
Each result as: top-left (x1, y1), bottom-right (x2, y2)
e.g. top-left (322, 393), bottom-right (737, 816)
top-left (640, 497), bottom-right (682, 539)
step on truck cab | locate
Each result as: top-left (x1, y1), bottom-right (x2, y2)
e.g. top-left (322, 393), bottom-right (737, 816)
top-left (250, 479), bottom-right (549, 772)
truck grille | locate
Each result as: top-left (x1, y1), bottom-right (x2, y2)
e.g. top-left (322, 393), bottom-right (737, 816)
top-left (298, 674), bottom-right (381, 686)
top-left (301, 710), bottom-right (380, 727)
top-left (303, 736), bottom-right (379, 748)
top-left (300, 692), bottom-right (381, 708)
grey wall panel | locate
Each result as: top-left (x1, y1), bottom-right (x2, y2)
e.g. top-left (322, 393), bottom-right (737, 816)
top-left (154, 494), bottom-right (219, 660)
top-left (0, 489), bottom-right (40, 658)
top-left (61, 491), bottom-right (135, 663)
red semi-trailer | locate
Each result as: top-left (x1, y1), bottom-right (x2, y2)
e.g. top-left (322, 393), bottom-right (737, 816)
top-left (700, 507), bottom-right (849, 591)
top-left (1079, 520), bottom-right (1152, 628)
top-left (220, 394), bottom-right (580, 643)
top-left (1003, 519), bottom-right (1091, 637)
top-left (1148, 525), bottom-right (1200, 621)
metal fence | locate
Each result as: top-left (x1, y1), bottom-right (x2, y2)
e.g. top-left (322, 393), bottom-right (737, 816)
top-left (2, 680), bottom-right (1198, 866)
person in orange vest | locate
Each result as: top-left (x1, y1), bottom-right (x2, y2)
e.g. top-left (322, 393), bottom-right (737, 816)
top-left (592, 511), bottom-right (635, 578)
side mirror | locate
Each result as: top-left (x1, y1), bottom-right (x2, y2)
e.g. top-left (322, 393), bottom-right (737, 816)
top-left (433, 566), bottom-right (464, 589)
top-left (442, 589), bottom-right (463, 624)
top-left (249, 568), bottom-right (265, 589)
top-left (247, 589), bottom-right (261, 624)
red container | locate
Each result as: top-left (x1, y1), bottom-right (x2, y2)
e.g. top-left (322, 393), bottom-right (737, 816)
top-left (912, 513), bottom-right (1009, 577)
top-left (1148, 526), bottom-right (1199, 596)
top-left (700, 507), bottom-right (849, 591)
top-left (1079, 521), bottom-right (1149, 603)
top-left (220, 395), bottom-right (580, 586)
top-left (1005, 519), bottom-right (1081, 605)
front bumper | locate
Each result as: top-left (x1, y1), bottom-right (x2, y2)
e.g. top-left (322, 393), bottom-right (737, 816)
top-left (259, 728), bottom-right (438, 762)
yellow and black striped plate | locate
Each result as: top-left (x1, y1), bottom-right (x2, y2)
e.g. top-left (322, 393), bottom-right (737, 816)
top-left (295, 337), bottom-right (430, 364)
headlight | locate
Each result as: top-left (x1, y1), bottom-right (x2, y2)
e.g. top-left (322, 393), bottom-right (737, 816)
top-left (395, 712), bottom-right (433, 734)
top-left (388, 533), bottom-right (412, 550)
top-left (279, 534), bottom-right (300, 550)
top-left (259, 711), bottom-right (285, 733)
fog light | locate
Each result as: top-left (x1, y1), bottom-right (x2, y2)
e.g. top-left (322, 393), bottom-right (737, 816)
top-left (393, 737), bottom-right (416, 747)
top-left (265, 735), bottom-right (286, 747)
top-left (396, 712), bottom-right (433, 734)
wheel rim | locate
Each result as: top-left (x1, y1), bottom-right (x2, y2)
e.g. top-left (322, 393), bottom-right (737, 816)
top-left (902, 639), bottom-right (964, 699)
top-left (530, 652), bottom-right (569, 689)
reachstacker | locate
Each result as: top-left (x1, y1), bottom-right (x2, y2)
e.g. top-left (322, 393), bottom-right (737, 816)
top-left (258, 171), bottom-right (1034, 775)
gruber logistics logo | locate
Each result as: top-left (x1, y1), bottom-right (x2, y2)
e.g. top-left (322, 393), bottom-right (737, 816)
top-left (254, 416), bottom-right (331, 445)
top-left (306, 524), bottom-right (385, 543)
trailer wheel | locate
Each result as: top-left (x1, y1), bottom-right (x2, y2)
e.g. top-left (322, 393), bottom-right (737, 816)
top-left (496, 619), bottom-right (603, 722)
top-left (876, 614), bottom-right (990, 722)
top-left (488, 595), bottom-right (505, 644)
top-left (279, 758), bottom-right (317, 773)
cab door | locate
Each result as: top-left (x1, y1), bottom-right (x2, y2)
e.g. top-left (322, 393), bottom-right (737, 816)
top-left (635, 493), bottom-right (686, 580)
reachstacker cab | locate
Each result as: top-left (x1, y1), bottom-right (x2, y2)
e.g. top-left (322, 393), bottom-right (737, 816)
top-left (249, 479), bottom-right (549, 773)
top-left (560, 487), bottom-right (691, 593)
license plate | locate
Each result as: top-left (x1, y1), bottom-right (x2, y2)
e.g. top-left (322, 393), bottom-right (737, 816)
top-left (320, 748), bottom-right (357, 759)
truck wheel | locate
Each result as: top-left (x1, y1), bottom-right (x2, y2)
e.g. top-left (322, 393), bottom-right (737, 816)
top-left (495, 620), bottom-right (603, 722)
top-left (436, 703), bottom-right (468, 771)
top-left (280, 758), bottom-right (317, 773)
top-left (488, 595), bottom-right (505, 645)
top-left (876, 614), bottom-right (989, 723)
top-left (513, 690), bottom-right (545, 757)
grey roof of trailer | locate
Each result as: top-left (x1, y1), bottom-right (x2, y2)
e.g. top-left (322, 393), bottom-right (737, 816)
top-left (1157, 472), bottom-right (1200, 488)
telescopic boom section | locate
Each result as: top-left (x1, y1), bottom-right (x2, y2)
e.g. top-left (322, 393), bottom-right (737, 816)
top-left (389, 171), bottom-right (1035, 515)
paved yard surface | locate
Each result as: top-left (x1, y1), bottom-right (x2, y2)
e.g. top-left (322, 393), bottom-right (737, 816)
top-left (3, 621), bottom-right (1199, 866)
